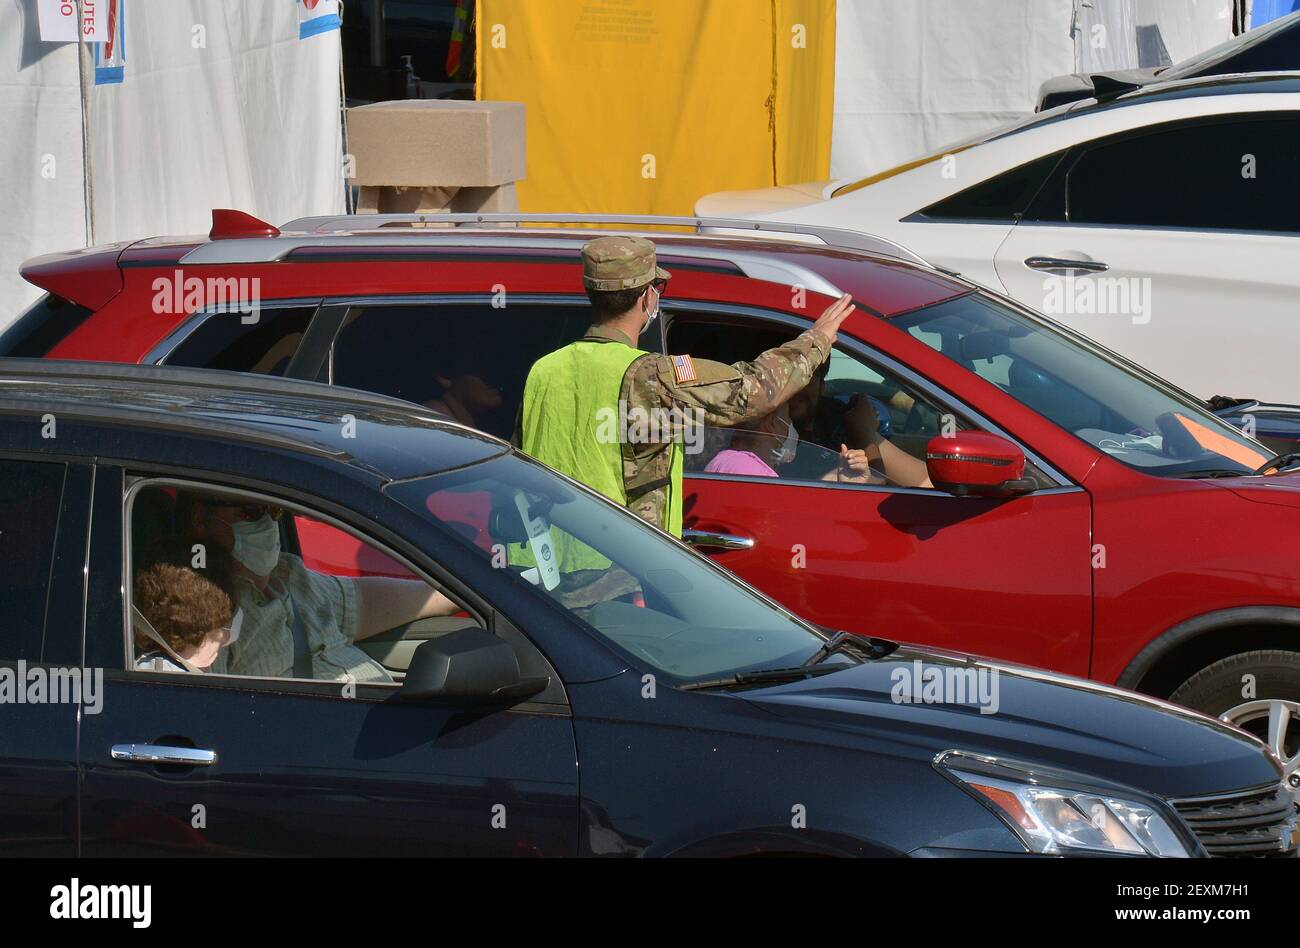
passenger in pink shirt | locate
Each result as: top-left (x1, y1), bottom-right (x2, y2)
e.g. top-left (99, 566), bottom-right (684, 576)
top-left (704, 406), bottom-right (872, 481)
top-left (705, 446), bottom-right (781, 477)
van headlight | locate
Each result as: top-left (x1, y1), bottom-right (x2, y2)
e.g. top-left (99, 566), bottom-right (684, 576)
top-left (938, 753), bottom-right (1192, 857)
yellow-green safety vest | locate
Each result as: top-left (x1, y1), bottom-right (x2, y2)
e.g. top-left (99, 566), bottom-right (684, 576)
top-left (519, 339), bottom-right (684, 571)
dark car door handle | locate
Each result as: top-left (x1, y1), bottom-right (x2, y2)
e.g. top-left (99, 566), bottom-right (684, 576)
top-left (1024, 256), bottom-right (1109, 273)
top-left (110, 743), bottom-right (218, 767)
top-left (682, 529), bottom-right (755, 551)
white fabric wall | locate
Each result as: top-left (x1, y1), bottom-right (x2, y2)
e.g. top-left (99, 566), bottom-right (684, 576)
top-left (86, 0), bottom-right (345, 247)
top-left (0, 0), bottom-right (345, 327)
top-left (831, 0), bottom-right (1234, 182)
top-left (0, 2), bottom-right (88, 324)
top-left (1077, 0), bottom-right (1234, 71)
top-left (831, 0), bottom-right (1076, 181)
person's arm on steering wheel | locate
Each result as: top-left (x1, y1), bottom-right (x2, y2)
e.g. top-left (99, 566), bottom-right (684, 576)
top-left (843, 394), bottom-right (933, 489)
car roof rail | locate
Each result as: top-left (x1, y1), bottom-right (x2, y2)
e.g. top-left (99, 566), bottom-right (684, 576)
top-left (275, 212), bottom-right (932, 267)
top-left (181, 234), bottom-right (852, 299)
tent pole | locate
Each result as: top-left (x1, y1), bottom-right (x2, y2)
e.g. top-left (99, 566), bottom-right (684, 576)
top-left (370, 0), bottom-right (385, 66)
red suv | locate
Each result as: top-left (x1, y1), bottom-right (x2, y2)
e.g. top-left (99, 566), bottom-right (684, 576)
top-left (8, 210), bottom-right (1300, 745)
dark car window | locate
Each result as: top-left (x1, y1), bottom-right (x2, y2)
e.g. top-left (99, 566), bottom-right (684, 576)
top-left (389, 452), bottom-right (829, 685)
top-left (0, 294), bottom-right (97, 358)
top-left (917, 152), bottom-right (1065, 222)
top-left (668, 315), bottom-right (975, 490)
top-left (0, 460), bottom-right (67, 661)
top-left (164, 305), bottom-right (317, 375)
top-left (125, 480), bottom-right (480, 683)
top-left (1061, 118), bottom-right (1300, 232)
top-left (329, 300), bottom-right (595, 441)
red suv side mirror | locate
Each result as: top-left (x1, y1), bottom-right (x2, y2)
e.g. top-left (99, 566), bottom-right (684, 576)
top-left (925, 431), bottom-right (1037, 498)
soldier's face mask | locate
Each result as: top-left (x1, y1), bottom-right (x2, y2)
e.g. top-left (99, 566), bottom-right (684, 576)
top-left (641, 282), bottom-right (663, 334)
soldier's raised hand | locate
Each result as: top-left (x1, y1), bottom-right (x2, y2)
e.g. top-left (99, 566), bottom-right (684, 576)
top-left (810, 293), bottom-right (856, 347)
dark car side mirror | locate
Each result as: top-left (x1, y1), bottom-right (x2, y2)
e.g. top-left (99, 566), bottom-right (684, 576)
top-left (399, 628), bottom-right (549, 705)
top-left (925, 431), bottom-right (1037, 499)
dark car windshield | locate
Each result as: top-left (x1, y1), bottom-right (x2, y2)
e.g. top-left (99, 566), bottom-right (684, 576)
top-left (387, 453), bottom-right (830, 683)
top-left (894, 293), bottom-right (1271, 477)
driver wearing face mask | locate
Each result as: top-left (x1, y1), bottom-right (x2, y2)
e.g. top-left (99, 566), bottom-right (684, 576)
top-left (179, 494), bottom-right (459, 684)
top-left (517, 235), bottom-right (858, 539)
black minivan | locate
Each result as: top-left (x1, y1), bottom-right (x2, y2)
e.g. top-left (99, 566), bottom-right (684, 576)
top-left (0, 360), bottom-right (1295, 857)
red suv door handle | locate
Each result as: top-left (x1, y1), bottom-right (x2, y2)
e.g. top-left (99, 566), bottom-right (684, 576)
top-left (683, 529), bottom-right (755, 551)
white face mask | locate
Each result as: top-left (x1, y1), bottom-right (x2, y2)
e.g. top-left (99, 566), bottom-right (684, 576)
top-left (230, 515), bottom-right (281, 576)
top-left (641, 285), bottom-right (661, 334)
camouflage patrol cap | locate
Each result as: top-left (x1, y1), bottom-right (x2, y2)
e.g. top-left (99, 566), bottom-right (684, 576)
top-left (581, 236), bottom-right (671, 291)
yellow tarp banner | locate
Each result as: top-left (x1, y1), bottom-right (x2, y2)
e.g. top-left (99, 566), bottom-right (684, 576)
top-left (477, 0), bottom-right (835, 215)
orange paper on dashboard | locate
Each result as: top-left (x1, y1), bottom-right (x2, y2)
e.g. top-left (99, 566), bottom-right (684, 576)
top-left (1170, 413), bottom-right (1269, 470)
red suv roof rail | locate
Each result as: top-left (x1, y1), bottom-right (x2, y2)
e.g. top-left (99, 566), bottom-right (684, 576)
top-left (209, 209), bottom-right (280, 240)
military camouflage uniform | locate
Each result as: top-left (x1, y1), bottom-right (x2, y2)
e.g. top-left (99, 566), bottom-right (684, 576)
top-left (598, 324), bottom-right (830, 531)
top-left (517, 234), bottom-right (832, 533)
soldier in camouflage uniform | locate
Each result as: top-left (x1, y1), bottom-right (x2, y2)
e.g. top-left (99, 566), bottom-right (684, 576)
top-left (516, 235), bottom-right (857, 538)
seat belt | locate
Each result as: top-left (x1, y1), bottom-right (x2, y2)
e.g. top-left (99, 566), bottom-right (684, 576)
top-left (284, 592), bottom-right (313, 679)
top-left (625, 475), bottom-right (672, 500)
top-left (131, 606), bottom-right (203, 674)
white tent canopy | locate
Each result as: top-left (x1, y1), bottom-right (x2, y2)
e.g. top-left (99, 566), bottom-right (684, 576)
top-left (1, 0), bottom-right (346, 327)
top-left (831, 0), bottom-right (1235, 181)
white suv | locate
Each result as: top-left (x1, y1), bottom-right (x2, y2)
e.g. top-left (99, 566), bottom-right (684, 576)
top-left (697, 73), bottom-right (1300, 403)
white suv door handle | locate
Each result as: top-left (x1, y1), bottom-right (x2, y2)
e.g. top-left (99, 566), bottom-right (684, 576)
top-left (1024, 256), bottom-right (1109, 273)
top-left (111, 743), bottom-right (218, 767)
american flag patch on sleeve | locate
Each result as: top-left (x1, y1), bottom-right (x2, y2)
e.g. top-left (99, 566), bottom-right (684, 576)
top-left (671, 354), bottom-right (697, 384)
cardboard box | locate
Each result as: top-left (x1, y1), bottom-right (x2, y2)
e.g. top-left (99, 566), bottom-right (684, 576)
top-left (354, 182), bottom-right (519, 216)
top-left (347, 100), bottom-right (526, 188)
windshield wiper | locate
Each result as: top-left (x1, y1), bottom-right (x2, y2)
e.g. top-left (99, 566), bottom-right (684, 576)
top-left (676, 664), bottom-right (850, 692)
top-left (1254, 452), bottom-right (1300, 476)
top-left (677, 633), bottom-right (898, 692)
top-left (803, 631), bottom-right (855, 666)
top-left (802, 630), bottom-right (896, 666)
top-left (1169, 467), bottom-right (1246, 479)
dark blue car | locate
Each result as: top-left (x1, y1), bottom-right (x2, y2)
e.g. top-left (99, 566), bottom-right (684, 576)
top-left (0, 360), bottom-right (1294, 857)
top-left (1210, 396), bottom-right (1300, 456)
